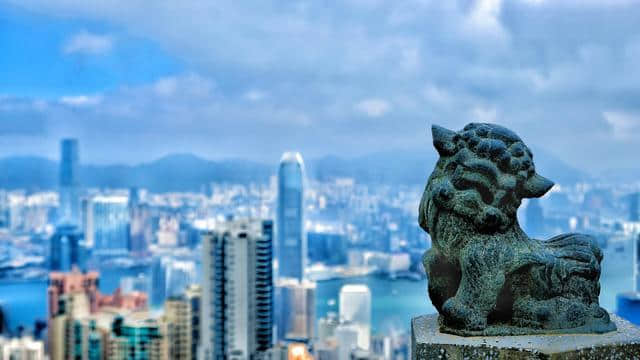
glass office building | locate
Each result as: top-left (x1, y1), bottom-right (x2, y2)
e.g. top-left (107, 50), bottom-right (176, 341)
top-left (277, 152), bottom-right (306, 281)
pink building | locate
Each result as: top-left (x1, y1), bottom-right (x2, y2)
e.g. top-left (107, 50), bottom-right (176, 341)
top-left (48, 268), bottom-right (148, 318)
top-left (98, 288), bottom-right (148, 311)
top-left (48, 270), bottom-right (100, 318)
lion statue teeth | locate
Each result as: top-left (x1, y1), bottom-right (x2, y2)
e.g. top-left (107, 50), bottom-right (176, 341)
top-left (420, 122), bottom-right (616, 336)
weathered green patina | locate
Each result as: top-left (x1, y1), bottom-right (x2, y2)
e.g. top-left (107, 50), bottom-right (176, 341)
top-left (420, 123), bottom-right (616, 336)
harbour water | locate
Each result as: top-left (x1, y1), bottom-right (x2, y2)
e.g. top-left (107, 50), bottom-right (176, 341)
top-left (0, 246), bottom-right (633, 335)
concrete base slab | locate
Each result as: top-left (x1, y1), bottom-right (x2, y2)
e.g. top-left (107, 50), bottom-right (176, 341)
top-left (411, 314), bottom-right (640, 359)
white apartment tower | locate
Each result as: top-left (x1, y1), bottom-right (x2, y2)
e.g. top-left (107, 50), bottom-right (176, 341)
top-left (339, 284), bottom-right (372, 351)
top-left (201, 219), bottom-right (274, 360)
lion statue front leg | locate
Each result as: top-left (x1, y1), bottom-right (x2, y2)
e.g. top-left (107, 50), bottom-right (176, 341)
top-left (422, 247), bottom-right (459, 313)
top-left (440, 242), bottom-right (506, 331)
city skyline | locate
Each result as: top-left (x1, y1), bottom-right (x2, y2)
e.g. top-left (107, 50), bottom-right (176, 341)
top-left (1, 146), bottom-right (639, 358)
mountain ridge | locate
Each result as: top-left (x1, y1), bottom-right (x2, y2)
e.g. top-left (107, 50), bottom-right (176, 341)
top-left (0, 149), bottom-right (590, 192)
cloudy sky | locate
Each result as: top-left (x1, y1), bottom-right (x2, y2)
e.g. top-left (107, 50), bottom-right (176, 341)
top-left (1, 1), bottom-right (639, 172)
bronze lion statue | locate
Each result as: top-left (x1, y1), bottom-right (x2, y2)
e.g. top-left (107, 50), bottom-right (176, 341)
top-left (420, 123), bottom-right (616, 336)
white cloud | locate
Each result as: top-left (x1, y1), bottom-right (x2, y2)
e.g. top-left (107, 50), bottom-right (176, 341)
top-left (59, 95), bottom-right (102, 106)
top-left (423, 85), bottom-right (451, 106)
top-left (0, 73), bottom-right (329, 162)
top-left (153, 77), bottom-right (178, 96)
top-left (354, 99), bottom-right (392, 118)
top-left (244, 90), bottom-right (267, 102)
top-left (471, 106), bottom-right (498, 123)
top-left (603, 111), bottom-right (640, 140)
top-left (153, 74), bottom-right (214, 98)
top-left (63, 30), bottom-right (113, 55)
top-left (4, 0), bottom-right (640, 169)
top-left (522, 69), bottom-right (552, 91)
top-left (463, 0), bottom-right (508, 41)
top-left (519, 0), bottom-right (637, 5)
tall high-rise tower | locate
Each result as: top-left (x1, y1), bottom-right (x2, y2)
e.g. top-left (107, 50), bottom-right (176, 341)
top-left (277, 152), bottom-right (306, 281)
top-left (90, 195), bottom-right (130, 256)
top-left (50, 224), bottom-right (83, 271)
top-left (201, 219), bottom-right (274, 360)
top-left (275, 278), bottom-right (316, 342)
top-left (164, 297), bottom-right (192, 360)
top-left (59, 139), bottom-right (80, 225)
top-left (129, 187), bottom-right (152, 256)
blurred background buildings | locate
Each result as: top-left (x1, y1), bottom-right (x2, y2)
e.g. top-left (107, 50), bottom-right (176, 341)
top-left (0, 139), bottom-right (639, 359)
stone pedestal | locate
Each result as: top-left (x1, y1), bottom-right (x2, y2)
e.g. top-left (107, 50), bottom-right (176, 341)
top-left (411, 314), bottom-right (640, 360)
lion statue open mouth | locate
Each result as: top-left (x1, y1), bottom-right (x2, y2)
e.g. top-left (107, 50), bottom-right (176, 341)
top-left (420, 123), bottom-right (616, 336)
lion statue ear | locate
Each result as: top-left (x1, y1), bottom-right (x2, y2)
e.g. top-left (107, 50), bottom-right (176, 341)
top-left (431, 125), bottom-right (457, 156)
top-left (521, 173), bottom-right (554, 198)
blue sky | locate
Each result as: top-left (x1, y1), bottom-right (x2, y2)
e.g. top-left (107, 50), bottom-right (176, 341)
top-left (0, 1), bottom-right (639, 172)
top-left (0, 6), bottom-right (180, 97)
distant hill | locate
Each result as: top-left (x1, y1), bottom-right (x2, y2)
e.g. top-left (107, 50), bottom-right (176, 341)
top-left (80, 154), bottom-right (273, 192)
top-left (0, 156), bottom-right (58, 191)
top-left (593, 167), bottom-right (640, 184)
top-left (0, 148), bottom-right (590, 192)
top-left (307, 147), bottom-right (590, 186)
top-left (0, 154), bottom-right (272, 192)
top-left (530, 147), bottom-right (591, 186)
top-left (307, 149), bottom-right (436, 185)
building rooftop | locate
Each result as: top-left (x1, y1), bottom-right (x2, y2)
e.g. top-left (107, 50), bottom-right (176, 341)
top-left (92, 195), bottom-right (129, 204)
top-left (280, 151), bottom-right (304, 165)
top-left (340, 284), bottom-right (371, 294)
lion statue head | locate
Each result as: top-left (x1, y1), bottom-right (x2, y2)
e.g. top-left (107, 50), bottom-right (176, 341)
top-left (419, 123), bottom-right (554, 233)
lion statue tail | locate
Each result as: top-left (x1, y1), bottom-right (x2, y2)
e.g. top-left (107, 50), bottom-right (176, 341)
top-left (543, 233), bottom-right (603, 280)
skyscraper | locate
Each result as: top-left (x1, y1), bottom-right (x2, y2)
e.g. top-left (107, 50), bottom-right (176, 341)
top-left (151, 257), bottom-right (169, 308)
top-left (59, 138), bottom-right (80, 225)
top-left (48, 270), bottom-right (100, 354)
top-left (90, 196), bottom-right (130, 256)
top-left (49, 291), bottom-right (94, 360)
top-left (275, 278), bottom-right (316, 342)
top-left (129, 188), bottom-right (151, 255)
top-left (81, 197), bottom-right (93, 247)
top-left (166, 260), bottom-right (197, 298)
top-left (277, 152), bottom-right (306, 281)
top-left (339, 284), bottom-right (371, 351)
top-left (50, 224), bottom-right (83, 271)
top-left (164, 297), bottom-right (192, 360)
top-left (185, 285), bottom-right (201, 360)
top-left (201, 219), bottom-right (274, 360)
top-left (162, 286), bottom-right (202, 360)
top-left (48, 270), bottom-right (100, 319)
